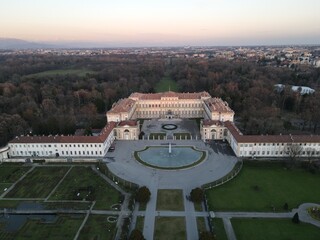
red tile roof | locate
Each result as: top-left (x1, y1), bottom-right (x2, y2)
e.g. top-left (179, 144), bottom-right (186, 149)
top-left (202, 120), bottom-right (223, 126)
top-left (9, 122), bottom-right (116, 144)
top-left (129, 91), bottom-right (210, 100)
top-left (204, 98), bottom-right (234, 113)
top-left (108, 98), bottom-right (136, 114)
top-left (117, 120), bottom-right (138, 127)
top-left (224, 121), bottom-right (320, 143)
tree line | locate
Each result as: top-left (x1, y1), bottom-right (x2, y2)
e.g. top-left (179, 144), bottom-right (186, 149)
top-left (0, 53), bottom-right (319, 146)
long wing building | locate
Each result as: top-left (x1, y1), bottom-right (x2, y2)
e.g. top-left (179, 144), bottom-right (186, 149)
top-left (1, 91), bottom-right (320, 160)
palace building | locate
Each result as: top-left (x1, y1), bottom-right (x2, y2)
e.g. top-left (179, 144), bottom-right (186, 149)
top-left (1, 91), bottom-right (320, 161)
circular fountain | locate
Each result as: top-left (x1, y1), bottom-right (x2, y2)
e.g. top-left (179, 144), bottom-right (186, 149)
top-left (134, 143), bottom-right (206, 170)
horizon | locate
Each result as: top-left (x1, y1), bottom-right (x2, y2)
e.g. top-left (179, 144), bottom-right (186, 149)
top-left (1, 0), bottom-right (320, 47)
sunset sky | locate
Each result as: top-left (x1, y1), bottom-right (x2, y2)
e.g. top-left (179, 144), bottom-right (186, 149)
top-left (1, 0), bottom-right (320, 46)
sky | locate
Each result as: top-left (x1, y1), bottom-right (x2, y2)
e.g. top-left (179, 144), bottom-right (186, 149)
top-left (1, 0), bottom-right (320, 46)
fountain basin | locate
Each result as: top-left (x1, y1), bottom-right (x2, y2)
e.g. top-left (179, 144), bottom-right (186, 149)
top-left (134, 146), bottom-right (206, 170)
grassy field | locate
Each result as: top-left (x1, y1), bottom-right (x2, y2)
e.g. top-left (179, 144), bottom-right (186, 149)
top-left (135, 216), bottom-right (145, 232)
top-left (154, 217), bottom-right (186, 240)
top-left (78, 215), bottom-right (117, 240)
top-left (197, 217), bottom-right (207, 235)
top-left (0, 164), bottom-right (31, 183)
top-left (0, 200), bottom-right (22, 208)
top-left (156, 189), bottom-right (184, 211)
top-left (213, 218), bottom-right (228, 240)
top-left (194, 201), bottom-right (202, 211)
top-left (13, 215), bottom-right (84, 240)
top-left (155, 76), bottom-right (178, 92)
top-left (26, 69), bottom-right (97, 78)
top-left (5, 167), bottom-right (69, 198)
top-left (149, 133), bottom-right (166, 140)
top-left (206, 162), bottom-right (320, 211)
top-left (173, 132), bottom-right (191, 140)
top-left (50, 166), bottom-right (121, 210)
top-left (232, 218), bottom-right (320, 240)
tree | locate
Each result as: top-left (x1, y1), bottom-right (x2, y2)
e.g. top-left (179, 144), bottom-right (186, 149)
top-left (135, 186), bottom-right (151, 203)
top-left (190, 187), bottom-right (204, 203)
top-left (199, 231), bottom-right (215, 240)
top-left (292, 212), bottom-right (300, 224)
top-left (129, 229), bottom-right (145, 240)
top-left (286, 143), bottom-right (302, 167)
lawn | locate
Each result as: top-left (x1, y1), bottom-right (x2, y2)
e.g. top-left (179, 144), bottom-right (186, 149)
top-left (155, 76), bottom-right (179, 92)
top-left (5, 167), bottom-right (69, 198)
top-left (173, 132), bottom-right (191, 140)
top-left (149, 133), bottom-right (166, 140)
top-left (0, 200), bottom-right (21, 208)
top-left (232, 218), bottom-right (320, 240)
top-left (135, 216), bottom-right (145, 232)
top-left (26, 69), bottom-right (97, 78)
top-left (0, 183), bottom-right (12, 192)
top-left (206, 162), bottom-right (320, 211)
top-left (78, 215), bottom-right (117, 240)
top-left (0, 164), bottom-right (31, 183)
top-left (156, 189), bottom-right (184, 211)
top-left (213, 218), bottom-right (228, 240)
top-left (197, 217), bottom-right (207, 234)
top-left (50, 166), bottom-right (121, 210)
top-left (14, 214), bottom-right (84, 240)
top-left (154, 217), bottom-right (186, 240)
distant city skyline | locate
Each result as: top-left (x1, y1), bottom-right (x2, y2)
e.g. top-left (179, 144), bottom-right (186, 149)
top-left (1, 0), bottom-right (320, 47)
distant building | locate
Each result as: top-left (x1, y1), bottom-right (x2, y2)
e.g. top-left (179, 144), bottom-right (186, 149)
top-left (274, 84), bottom-right (315, 95)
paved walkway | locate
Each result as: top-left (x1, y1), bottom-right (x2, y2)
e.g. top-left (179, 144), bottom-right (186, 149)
top-left (106, 139), bottom-right (237, 239)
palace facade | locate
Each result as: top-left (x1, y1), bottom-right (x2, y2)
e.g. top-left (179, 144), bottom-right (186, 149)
top-left (1, 91), bottom-right (320, 161)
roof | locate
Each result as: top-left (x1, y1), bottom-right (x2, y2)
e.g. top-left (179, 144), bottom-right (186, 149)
top-left (129, 91), bottom-right (211, 100)
top-left (117, 120), bottom-right (138, 127)
top-left (204, 98), bottom-right (234, 113)
top-left (225, 121), bottom-right (320, 143)
top-left (9, 122), bottom-right (116, 144)
top-left (107, 98), bottom-right (136, 114)
top-left (202, 120), bottom-right (223, 126)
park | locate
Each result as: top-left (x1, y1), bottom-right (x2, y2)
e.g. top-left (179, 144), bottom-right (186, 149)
top-left (1, 118), bottom-right (320, 240)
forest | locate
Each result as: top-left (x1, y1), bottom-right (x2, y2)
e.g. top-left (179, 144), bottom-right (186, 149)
top-left (0, 53), bottom-right (320, 146)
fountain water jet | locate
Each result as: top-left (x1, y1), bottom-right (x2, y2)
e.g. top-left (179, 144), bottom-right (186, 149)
top-left (169, 143), bottom-right (172, 154)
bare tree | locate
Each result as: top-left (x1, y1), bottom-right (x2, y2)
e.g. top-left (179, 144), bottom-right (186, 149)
top-left (286, 143), bottom-right (302, 167)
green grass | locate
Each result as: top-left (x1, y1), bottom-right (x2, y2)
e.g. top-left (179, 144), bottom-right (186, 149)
top-left (155, 76), bottom-right (178, 92)
top-left (154, 217), bottom-right (186, 240)
top-left (206, 162), bottom-right (320, 211)
top-left (78, 215), bottom-right (117, 240)
top-left (0, 165), bottom-right (31, 183)
top-left (197, 217), bottom-right (207, 235)
top-left (213, 218), bottom-right (228, 240)
top-left (156, 189), bottom-right (184, 211)
top-left (50, 166), bottom-right (121, 210)
top-left (135, 216), bottom-right (145, 232)
top-left (149, 133), bottom-right (166, 140)
top-left (14, 214), bottom-right (84, 240)
top-left (173, 132), bottom-right (191, 140)
top-left (0, 183), bottom-right (12, 192)
top-left (232, 218), bottom-right (320, 240)
top-left (0, 200), bottom-right (21, 208)
top-left (5, 167), bottom-right (69, 198)
top-left (194, 201), bottom-right (203, 211)
top-left (139, 202), bottom-right (147, 211)
top-left (26, 69), bottom-right (97, 78)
